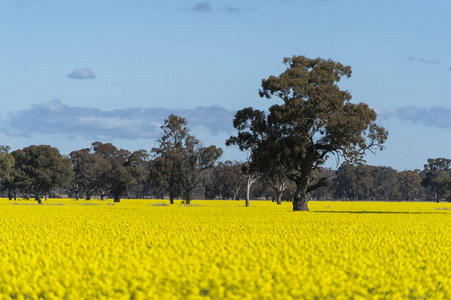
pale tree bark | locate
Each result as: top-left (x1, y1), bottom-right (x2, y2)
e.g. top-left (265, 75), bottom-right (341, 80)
top-left (264, 174), bottom-right (287, 205)
top-left (246, 174), bottom-right (259, 207)
top-left (275, 187), bottom-right (284, 205)
top-left (232, 186), bottom-right (241, 200)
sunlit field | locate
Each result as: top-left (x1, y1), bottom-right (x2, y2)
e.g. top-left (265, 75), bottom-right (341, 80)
top-left (1, 198), bottom-right (451, 299)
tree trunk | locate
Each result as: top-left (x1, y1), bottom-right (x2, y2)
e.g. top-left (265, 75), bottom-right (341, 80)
top-left (185, 193), bottom-right (191, 205)
top-left (232, 188), bottom-right (240, 201)
top-left (246, 175), bottom-right (259, 207)
top-left (246, 186), bottom-right (250, 207)
top-left (169, 192), bottom-right (175, 205)
top-left (35, 193), bottom-right (42, 205)
top-left (276, 191), bottom-right (282, 205)
top-left (45, 194), bottom-right (49, 201)
top-left (293, 194), bottom-right (309, 211)
top-left (292, 182), bottom-right (309, 211)
top-left (114, 193), bottom-right (120, 202)
top-left (183, 190), bottom-right (192, 205)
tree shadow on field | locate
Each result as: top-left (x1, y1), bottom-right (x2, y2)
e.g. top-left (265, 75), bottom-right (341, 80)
top-left (313, 210), bottom-right (451, 214)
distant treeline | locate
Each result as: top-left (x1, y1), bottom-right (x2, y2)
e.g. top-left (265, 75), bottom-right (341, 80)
top-left (310, 160), bottom-right (450, 202)
top-left (0, 127), bottom-right (449, 204)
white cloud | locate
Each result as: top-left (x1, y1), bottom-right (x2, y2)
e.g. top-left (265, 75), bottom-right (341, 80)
top-left (67, 68), bottom-right (96, 79)
top-left (0, 100), bottom-right (236, 140)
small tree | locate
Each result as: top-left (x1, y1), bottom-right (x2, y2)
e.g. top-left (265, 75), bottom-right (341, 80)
top-left (421, 158), bottom-right (451, 202)
top-left (0, 146), bottom-right (15, 200)
top-left (128, 149), bottom-right (151, 199)
top-left (228, 56), bottom-right (387, 211)
top-left (152, 114), bottom-right (222, 204)
top-left (12, 145), bottom-right (73, 204)
top-left (69, 148), bottom-right (111, 200)
top-left (333, 163), bottom-right (373, 201)
top-left (241, 161), bottom-right (259, 207)
top-left (180, 136), bottom-right (223, 204)
top-left (91, 142), bottom-right (137, 202)
top-left (398, 170), bottom-right (423, 201)
top-left (371, 166), bottom-right (399, 201)
top-left (216, 161), bottom-right (246, 200)
top-left (205, 161), bottom-right (246, 200)
top-left (151, 115), bottom-right (189, 204)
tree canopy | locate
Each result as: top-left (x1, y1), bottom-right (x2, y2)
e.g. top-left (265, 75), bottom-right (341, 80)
top-left (151, 114), bottom-right (223, 204)
top-left (421, 158), bottom-right (451, 202)
top-left (227, 55), bottom-right (388, 211)
top-left (12, 145), bottom-right (73, 204)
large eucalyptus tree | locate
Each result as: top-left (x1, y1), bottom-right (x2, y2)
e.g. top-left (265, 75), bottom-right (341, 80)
top-left (227, 56), bottom-right (387, 211)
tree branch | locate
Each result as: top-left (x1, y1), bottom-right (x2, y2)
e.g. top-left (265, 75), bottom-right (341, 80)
top-left (307, 176), bottom-right (329, 193)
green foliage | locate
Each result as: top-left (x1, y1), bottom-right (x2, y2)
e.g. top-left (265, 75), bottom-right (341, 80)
top-left (69, 148), bottom-right (110, 200)
top-left (151, 115), bottom-right (189, 203)
top-left (228, 55), bottom-right (388, 211)
top-left (421, 158), bottom-right (451, 202)
top-left (0, 146), bottom-right (15, 184)
top-left (91, 142), bottom-right (138, 202)
top-left (151, 115), bottom-right (223, 204)
top-left (205, 161), bottom-right (246, 200)
top-left (398, 170), bottom-right (423, 201)
top-left (11, 145), bottom-right (73, 204)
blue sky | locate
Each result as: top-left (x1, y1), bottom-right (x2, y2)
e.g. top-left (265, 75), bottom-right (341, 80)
top-left (0, 0), bottom-right (449, 171)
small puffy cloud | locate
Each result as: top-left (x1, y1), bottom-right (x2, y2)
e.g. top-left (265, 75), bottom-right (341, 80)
top-left (0, 100), bottom-right (236, 140)
top-left (192, 2), bottom-right (211, 12)
top-left (378, 106), bottom-right (451, 128)
top-left (67, 68), bottom-right (96, 79)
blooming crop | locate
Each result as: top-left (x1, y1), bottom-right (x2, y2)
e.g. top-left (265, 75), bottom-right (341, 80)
top-left (0, 199), bottom-right (450, 299)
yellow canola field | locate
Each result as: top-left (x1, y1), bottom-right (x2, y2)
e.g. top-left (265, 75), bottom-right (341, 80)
top-left (1, 199), bottom-right (451, 299)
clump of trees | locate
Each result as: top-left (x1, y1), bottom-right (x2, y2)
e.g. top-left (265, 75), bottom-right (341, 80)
top-left (421, 158), bottom-right (451, 202)
top-left (150, 115), bottom-right (223, 204)
top-left (0, 115), bottom-right (224, 204)
top-left (327, 163), bottom-right (424, 201)
top-left (10, 145), bottom-right (73, 204)
top-left (69, 142), bottom-right (140, 202)
top-left (0, 140), bottom-right (448, 204)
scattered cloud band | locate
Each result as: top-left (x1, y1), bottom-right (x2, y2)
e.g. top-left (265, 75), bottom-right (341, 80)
top-left (1, 100), bottom-right (235, 140)
top-left (378, 106), bottom-right (451, 128)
